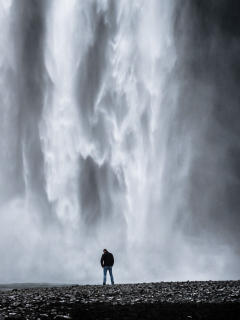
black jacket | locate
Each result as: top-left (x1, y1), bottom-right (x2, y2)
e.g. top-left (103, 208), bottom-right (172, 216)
top-left (101, 251), bottom-right (114, 267)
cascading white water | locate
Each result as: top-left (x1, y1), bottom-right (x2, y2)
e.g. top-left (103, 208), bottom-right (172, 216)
top-left (0, 0), bottom-right (239, 284)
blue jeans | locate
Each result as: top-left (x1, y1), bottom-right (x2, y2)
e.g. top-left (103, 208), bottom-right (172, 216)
top-left (103, 266), bottom-right (114, 284)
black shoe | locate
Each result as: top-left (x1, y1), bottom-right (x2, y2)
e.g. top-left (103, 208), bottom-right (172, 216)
top-left (103, 283), bottom-right (106, 285)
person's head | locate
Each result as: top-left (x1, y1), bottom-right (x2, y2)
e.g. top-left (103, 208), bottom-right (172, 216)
top-left (103, 249), bottom-right (107, 253)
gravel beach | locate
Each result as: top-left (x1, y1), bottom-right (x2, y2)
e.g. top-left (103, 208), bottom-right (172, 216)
top-left (0, 280), bottom-right (239, 319)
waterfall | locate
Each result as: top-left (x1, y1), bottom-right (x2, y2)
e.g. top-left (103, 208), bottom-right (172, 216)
top-left (0, 0), bottom-right (239, 284)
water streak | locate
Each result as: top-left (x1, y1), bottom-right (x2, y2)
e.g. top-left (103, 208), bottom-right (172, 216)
top-left (0, 0), bottom-right (239, 284)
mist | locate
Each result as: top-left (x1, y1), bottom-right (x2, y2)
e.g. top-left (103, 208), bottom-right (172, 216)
top-left (0, 0), bottom-right (239, 284)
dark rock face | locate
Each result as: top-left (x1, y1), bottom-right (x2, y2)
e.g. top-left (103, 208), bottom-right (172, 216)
top-left (0, 281), bottom-right (239, 319)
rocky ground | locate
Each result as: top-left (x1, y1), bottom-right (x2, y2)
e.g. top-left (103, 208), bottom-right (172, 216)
top-left (0, 281), bottom-right (239, 319)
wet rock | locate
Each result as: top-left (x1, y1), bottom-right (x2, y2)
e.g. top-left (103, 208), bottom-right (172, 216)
top-left (0, 281), bottom-right (239, 319)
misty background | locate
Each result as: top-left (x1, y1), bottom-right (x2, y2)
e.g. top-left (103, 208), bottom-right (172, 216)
top-left (0, 0), bottom-right (240, 284)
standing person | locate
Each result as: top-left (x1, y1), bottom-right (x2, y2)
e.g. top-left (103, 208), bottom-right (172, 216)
top-left (100, 249), bottom-right (114, 285)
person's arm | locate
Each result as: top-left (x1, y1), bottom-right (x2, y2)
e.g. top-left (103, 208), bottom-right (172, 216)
top-left (112, 254), bottom-right (114, 266)
top-left (100, 255), bottom-right (104, 267)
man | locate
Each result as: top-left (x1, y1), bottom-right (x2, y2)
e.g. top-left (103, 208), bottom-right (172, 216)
top-left (100, 249), bottom-right (114, 285)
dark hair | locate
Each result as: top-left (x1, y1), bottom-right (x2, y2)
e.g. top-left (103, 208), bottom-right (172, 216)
top-left (103, 249), bottom-right (107, 252)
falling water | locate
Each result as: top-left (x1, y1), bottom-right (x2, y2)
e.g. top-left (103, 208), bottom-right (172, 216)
top-left (0, 0), bottom-right (240, 284)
